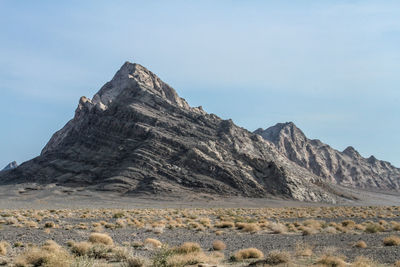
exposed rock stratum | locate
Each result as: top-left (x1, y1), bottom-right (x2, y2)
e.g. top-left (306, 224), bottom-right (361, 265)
top-left (255, 122), bottom-right (400, 190)
top-left (0, 62), bottom-right (337, 202)
top-left (1, 62), bottom-right (398, 202)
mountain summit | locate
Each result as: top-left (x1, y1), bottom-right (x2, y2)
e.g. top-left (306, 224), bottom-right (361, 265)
top-left (0, 62), bottom-right (336, 202)
top-left (1, 161), bottom-right (18, 171)
top-left (255, 122), bottom-right (400, 190)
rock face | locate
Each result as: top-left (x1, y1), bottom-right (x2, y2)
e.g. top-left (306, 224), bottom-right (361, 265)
top-left (0, 62), bottom-right (337, 202)
top-left (255, 122), bottom-right (400, 190)
top-left (2, 161), bottom-right (18, 171)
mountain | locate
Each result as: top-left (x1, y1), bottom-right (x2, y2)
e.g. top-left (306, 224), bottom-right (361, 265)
top-left (254, 122), bottom-right (400, 190)
top-left (2, 161), bottom-right (18, 171)
top-left (0, 62), bottom-right (338, 202)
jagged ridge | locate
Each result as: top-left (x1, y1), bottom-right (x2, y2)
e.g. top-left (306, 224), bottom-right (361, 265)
top-left (255, 122), bottom-right (400, 190)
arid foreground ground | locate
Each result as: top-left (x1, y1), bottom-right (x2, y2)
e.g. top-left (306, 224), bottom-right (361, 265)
top-left (1, 205), bottom-right (400, 267)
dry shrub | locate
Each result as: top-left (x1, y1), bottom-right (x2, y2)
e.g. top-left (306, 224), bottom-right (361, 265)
top-left (395, 261), bottom-right (400, 267)
top-left (351, 256), bottom-right (376, 267)
top-left (365, 223), bottom-right (384, 233)
top-left (44, 221), bottom-right (56, 228)
top-left (123, 257), bottom-right (147, 267)
top-left (295, 243), bottom-right (313, 257)
top-left (14, 241), bottom-right (72, 267)
top-left (87, 244), bottom-right (112, 259)
top-left (233, 248), bottom-right (264, 261)
top-left (144, 238), bottom-right (162, 248)
top-left (215, 230), bottom-right (224, 236)
top-left (93, 225), bottom-right (104, 233)
top-left (199, 218), bottom-right (211, 227)
top-left (316, 255), bottom-right (347, 267)
top-left (112, 246), bottom-right (131, 261)
top-left (354, 224), bottom-right (366, 231)
top-left (303, 219), bottom-right (324, 229)
top-left (242, 223), bottom-right (261, 233)
top-left (322, 226), bottom-right (337, 234)
top-left (354, 240), bottom-right (367, 248)
top-left (269, 222), bottom-right (287, 234)
top-left (167, 251), bottom-right (221, 266)
top-left (212, 240), bottom-right (226, 251)
top-left (89, 233), bottom-right (114, 246)
top-left (175, 242), bottom-right (202, 254)
top-left (25, 221), bottom-right (39, 228)
top-left (341, 220), bottom-right (356, 228)
top-left (71, 241), bottom-right (92, 256)
top-left (153, 226), bottom-right (165, 234)
top-left (265, 250), bottom-right (291, 265)
top-left (132, 241), bottom-right (144, 248)
top-left (392, 222), bottom-right (400, 231)
top-left (0, 241), bottom-right (9, 256)
top-left (302, 227), bottom-right (318, 236)
top-left (215, 221), bottom-right (234, 228)
top-left (383, 235), bottom-right (400, 246)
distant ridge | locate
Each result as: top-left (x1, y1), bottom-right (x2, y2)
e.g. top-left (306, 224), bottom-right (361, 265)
top-left (255, 122), bottom-right (400, 190)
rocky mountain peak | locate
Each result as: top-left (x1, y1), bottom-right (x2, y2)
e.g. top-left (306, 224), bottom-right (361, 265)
top-left (343, 146), bottom-right (361, 158)
top-left (2, 161), bottom-right (18, 171)
top-left (254, 122), bottom-right (306, 145)
top-left (91, 61), bottom-right (190, 110)
top-left (0, 62), bottom-right (340, 203)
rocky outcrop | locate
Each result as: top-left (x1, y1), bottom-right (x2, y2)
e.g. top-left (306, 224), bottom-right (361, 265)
top-left (2, 161), bottom-right (18, 171)
top-left (0, 62), bottom-right (338, 202)
top-left (255, 122), bottom-right (400, 190)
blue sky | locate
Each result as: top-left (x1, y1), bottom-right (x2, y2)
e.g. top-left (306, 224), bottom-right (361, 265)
top-left (1, 0), bottom-right (399, 168)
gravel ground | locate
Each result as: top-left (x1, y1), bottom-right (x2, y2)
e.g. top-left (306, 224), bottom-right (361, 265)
top-left (1, 224), bottom-right (400, 264)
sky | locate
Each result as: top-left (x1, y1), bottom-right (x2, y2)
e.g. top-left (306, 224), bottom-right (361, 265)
top-left (0, 0), bottom-right (399, 168)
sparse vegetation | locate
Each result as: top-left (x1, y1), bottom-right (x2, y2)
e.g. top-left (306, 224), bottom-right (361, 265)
top-left (212, 240), bottom-right (226, 251)
top-left (1, 206), bottom-right (400, 265)
top-left (383, 235), bottom-right (400, 246)
top-left (354, 240), bottom-right (367, 248)
top-left (232, 248), bottom-right (264, 260)
top-left (89, 233), bottom-right (114, 246)
top-left (265, 250), bottom-right (291, 265)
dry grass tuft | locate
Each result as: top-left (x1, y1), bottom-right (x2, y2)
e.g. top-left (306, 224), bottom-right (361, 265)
top-left (14, 241), bottom-right (72, 267)
top-left (365, 223), bottom-right (385, 233)
top-left (236, 222), bottom-right (260, 233)
top-left (166, 250), bottom-right (223, 267)
top-left (175, 242), bottom-right (202, 254)
top-left (144, 238), bottom-right (162, 248)
top-left (212, 240), bottom-right (226, 251)
top-left (351, 256), bottom-right (376, 267)
top-left (264, 250), bottom-right (291, 265)
top-left (383, 235), bottom-right (400, 246)
top-left (233, 248), bottom-right (264, 261)
top-left (89, 233), bottom-right (114, 246)
top-left (71, 241), bottom-right (92, 256)
top-left (44, 221), bottom-right (56, 228)
top-left (123, 256), bottom-right (147, 267)
top-left (354, 240), bottom-right (367, 248)
top-left (269, 222), bottom-right (287, 234)
top-left (215, 221), bottom-right (235, 228)
top-left (295, 243), bottom-right (313, 257)
top-left (0, 241), bottom-right (10, 256)
top-left (316, 255), bottom-right (347, 267)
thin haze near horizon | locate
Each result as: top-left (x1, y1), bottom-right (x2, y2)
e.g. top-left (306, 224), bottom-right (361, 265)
top-left (0, 1), bottom-right (399, 168)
